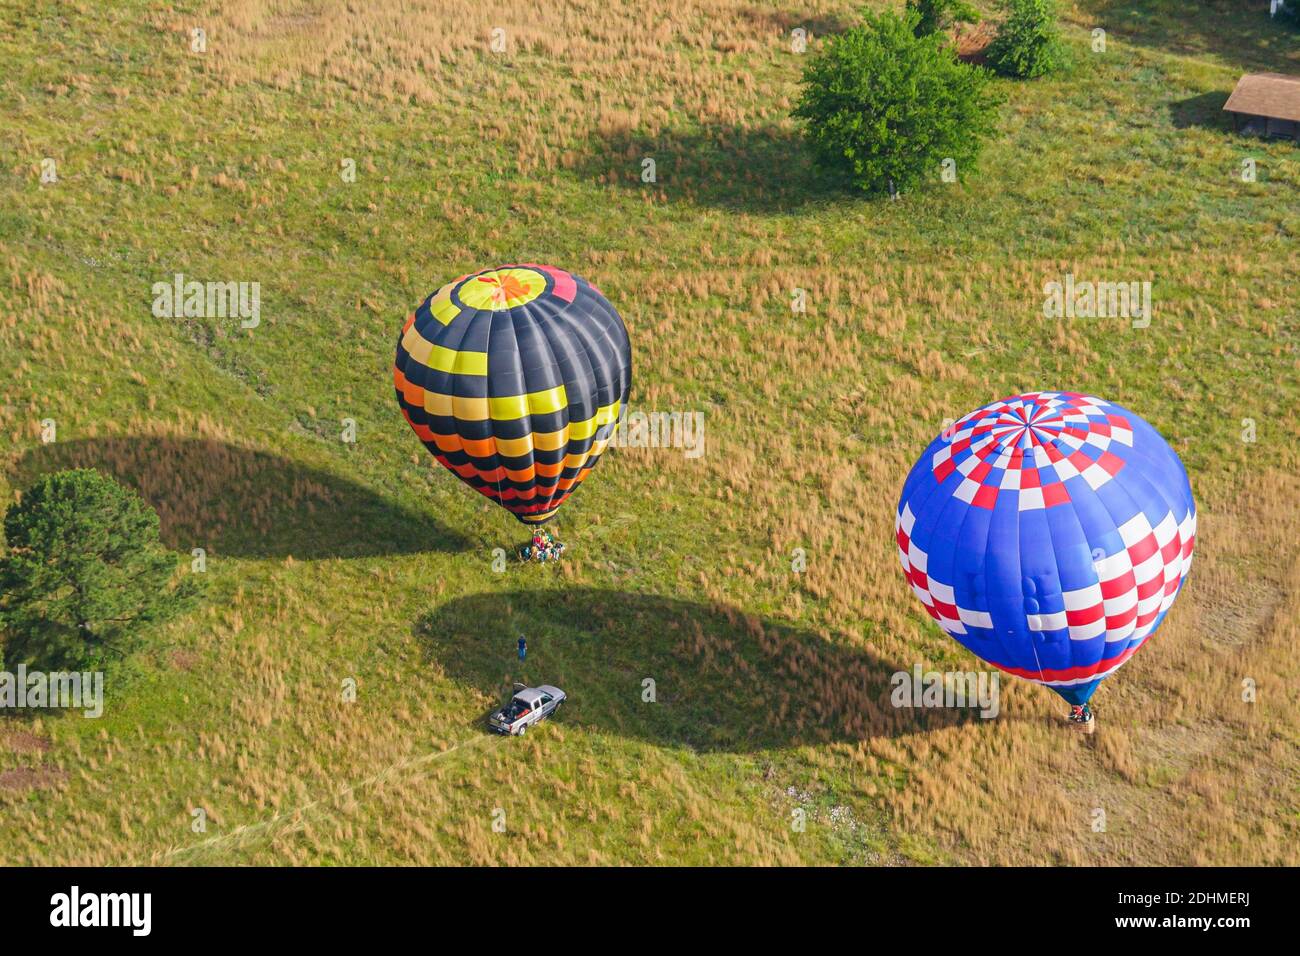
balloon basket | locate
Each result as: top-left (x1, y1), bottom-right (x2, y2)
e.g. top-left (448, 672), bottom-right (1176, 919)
top-left (1068, 715), bottom-right (1096, 735)
top-left (519, 526), bottom-right (566, 564)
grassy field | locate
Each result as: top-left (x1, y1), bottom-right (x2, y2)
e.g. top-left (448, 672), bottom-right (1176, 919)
top-left (0, 0), bottom-right (1297, 865)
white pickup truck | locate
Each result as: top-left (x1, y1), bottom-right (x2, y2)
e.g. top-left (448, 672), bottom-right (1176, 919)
top-left (487, 684), bottom-right (566, 736)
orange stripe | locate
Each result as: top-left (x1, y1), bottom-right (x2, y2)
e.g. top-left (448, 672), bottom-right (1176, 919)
top-left (556, 467), bottom-right (592, 492)
top-left (459, 436), bottom-right (496, 458)
top-left (419, 439), bottom-right (602, 489)
top-left (447, 459), bottom-right (551, 492)
top-left (421, 441), bottom-right (596, 516)
top-left (407, 419), bottom-right (463, 454)
top-left (394, 365), bottom-right (423, 407)
top-left (469, 481), bottom-right (576, 517)
top-left (446, 460), bottom-right (505, 484)
top-left (403, 420), bottom-right (585, 477)
top-left (454, 457), bottom-right (583, 488)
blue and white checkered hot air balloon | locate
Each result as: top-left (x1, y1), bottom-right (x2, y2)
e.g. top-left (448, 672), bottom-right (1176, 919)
top-left (896, 392), bottom-right (1196, 707)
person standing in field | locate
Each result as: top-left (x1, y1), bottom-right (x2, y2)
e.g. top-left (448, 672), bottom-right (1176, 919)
top-left (517, 636), bottom-right (527, 662)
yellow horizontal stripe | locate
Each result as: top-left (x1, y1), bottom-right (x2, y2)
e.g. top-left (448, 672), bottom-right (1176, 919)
top-left (488, 385), bottom-right (567, 421)
top-left (568, 400), bottom-right (620, 441)
top-left (494, 429), bottom-right (566, 456)
top-left (421, 393), bottom-right (491, 421)
top-left (419, 395), bottom-right (621, 441)
top-left (429, 344), bottom-right (487, 376)
top-left (402, 325), bottom-right (487, 376)
top-left (564, 434), bottom-right (611, 469)
top-left (531, 429), bottom-right (569, 452)
top-left (400, 324), bottom-right (432, 365)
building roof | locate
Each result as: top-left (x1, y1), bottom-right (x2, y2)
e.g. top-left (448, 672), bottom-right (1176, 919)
top-left (1223, 73), bottom-right (1300, 123)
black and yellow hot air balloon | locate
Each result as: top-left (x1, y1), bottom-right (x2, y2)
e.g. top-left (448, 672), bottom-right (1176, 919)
top-left (394, 265), bottom-right (632, 525)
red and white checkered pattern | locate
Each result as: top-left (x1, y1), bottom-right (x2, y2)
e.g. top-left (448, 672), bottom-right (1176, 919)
top-left (895, 502), bottom-right (992, 637)
top-left (930, 393), bottom-right (1133, 511)
top-left (1035, 508), bottom-right (1196, 644)
top-left (895, 501), bottom-right (1196, 647)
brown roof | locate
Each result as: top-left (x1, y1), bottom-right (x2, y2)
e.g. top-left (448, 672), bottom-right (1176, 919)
top-left (1223, 73), bottom-right (1300, 123)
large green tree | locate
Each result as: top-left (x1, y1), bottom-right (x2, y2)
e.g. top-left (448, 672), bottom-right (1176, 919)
top-left (794, 9), bottom-right (1002, 196)
top-left (0, 469), bottom-right (196, 670)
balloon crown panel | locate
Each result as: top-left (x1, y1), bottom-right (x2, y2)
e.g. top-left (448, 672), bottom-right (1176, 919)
top-left (394, 265), bottom-right (633, 525)
top-left (896, 392), bottom-right (1196, 706)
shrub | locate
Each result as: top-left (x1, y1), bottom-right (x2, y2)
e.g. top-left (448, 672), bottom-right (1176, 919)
top-left (0, 469), bottom-right (196, 670)
top-left (794, 9), bottom-right (1002, 196)
top-left (906, 0), bottom-right (981, 37)
top-left (986, 0), bottom-right (1068, 78)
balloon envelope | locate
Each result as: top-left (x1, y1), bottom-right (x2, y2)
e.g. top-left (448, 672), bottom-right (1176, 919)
top-left (896, 392), bottom-right (1195, 704)
top-left (395, 265), bottom-right (632, 524)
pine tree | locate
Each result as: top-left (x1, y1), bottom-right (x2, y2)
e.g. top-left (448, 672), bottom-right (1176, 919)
top-left (0, 469), bottom-right (197, 670)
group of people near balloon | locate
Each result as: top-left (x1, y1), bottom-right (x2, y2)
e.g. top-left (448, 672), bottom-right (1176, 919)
top-left (520, 527), bottom-right (566, 563)
top-left (395, 265), bottom-right (1196, 729)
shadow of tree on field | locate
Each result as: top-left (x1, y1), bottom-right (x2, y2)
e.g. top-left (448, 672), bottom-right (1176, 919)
top-left (1169, 91), bottom-right (1232, 131)
top-left (1090, 0), bottom-right (1300, 74)
top-left (11, 437), bottom-right (469, 559)
top-left (739, 5), bottom-right (856, 39)
top-left (416, 588), bottom-right (975, 753)
top-left (573, 123), bottom-right (855, 212)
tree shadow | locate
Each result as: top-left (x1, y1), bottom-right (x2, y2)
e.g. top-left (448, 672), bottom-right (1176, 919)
top-left (10, 437), bottom-right (470, 559)
top-left (1169, 91), bottom-right (1232, 131)
top-left (1090, 0), bottom-right (1300, 74)
top-left (739, 5), bottom-right (856, 38)
top-left (415, 588), bottom-right (977, 753)
top-left (573, 123), bottom-right (855, 212)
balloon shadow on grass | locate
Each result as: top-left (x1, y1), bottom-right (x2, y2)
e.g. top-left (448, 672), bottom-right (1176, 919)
top-left (573, 123), bottom-right (855, 213)
top-left (11, 437), bottom-right (470, 559)
top-left (416, 588), bottom-right (975, 753)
